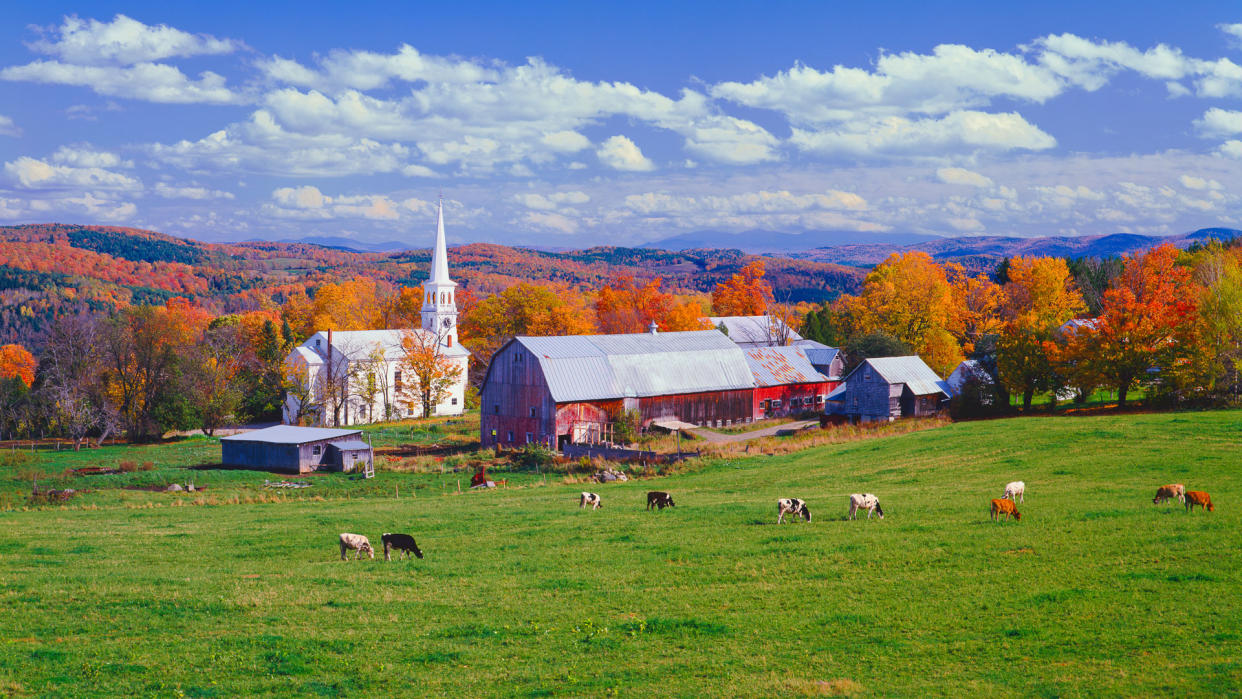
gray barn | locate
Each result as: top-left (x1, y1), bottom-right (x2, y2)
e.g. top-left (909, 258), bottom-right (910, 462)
top-left (840, 356), bottom-right (950, 423)
top-left (220, 425), bottom-right (373, 474)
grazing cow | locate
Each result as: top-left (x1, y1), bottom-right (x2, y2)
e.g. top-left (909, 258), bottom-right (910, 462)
top-left (646, 491), bottom-right (675, 510)
top-left (848, 493), bottom-right (884, 520)
top-left (990, 498), bottom-right (1021, 522)
top-left (777, 498), bottom-right (812, 524)
top-left (579, 492), bottom-right (602, 510)
top-left (338, 532), bottom-right (374, 560)
top-left (380, 533), bottom-right (423, 561)
top-left (1002, 481), bottom-right (1026, 504)
top-left (1153, 484), bottom-right (1186, 505)
top-left (1185, 491), bottom-right (1214, 513)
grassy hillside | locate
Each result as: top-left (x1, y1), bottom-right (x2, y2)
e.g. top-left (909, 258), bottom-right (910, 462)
top-left (1, 411), bottom-right (1240, 696)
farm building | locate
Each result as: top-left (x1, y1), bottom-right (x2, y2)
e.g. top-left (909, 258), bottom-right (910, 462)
top-left (710, 315), bottom-right (804, 347)
top-left (839, 356), bottom-right (951, 423)
top-left (793, 340), bottom-right (845, 380)
top-left (480, 329), bottom-right (757, 449)
top-left (946, 359), bottom-right (995, 397)
top-left (744, 345), bottom-right (834, 419)
top-left (220, 425), bottom-right (374, 474)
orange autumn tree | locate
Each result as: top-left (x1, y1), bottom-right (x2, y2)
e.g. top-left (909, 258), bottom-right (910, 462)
top-left (0, 344), bottom-right (36, 387)
top-left (711, 260), bottom-right (774, 316)
top-left (1070, 245), bottom-right (1200, 407)
top-left (995, 256), bottom-right (1086, 410)
top-left (946, 264), bottom-right (1003, 356)
top-left (460, 282), bottom-right (596, 383)
top-left (596, 275), bottom-right (712, 334)
top-left (839, 252), bottom-right (962, 375)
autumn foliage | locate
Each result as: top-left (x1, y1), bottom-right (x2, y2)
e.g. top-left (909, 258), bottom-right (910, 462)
top-left (0, 344), bottom-right (36, 387)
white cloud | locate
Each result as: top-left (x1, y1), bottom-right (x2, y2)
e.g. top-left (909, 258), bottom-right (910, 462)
top-left (51, 145), bottom-right (130, 168)
top-left (937, 167), bottom-right (993, 187)
top-left (1178, 175), bottom-right (1221, 190)
top-left (513, 191), bottom-right (590, 210)
top-left (1195, 107), bottom-right (1242, 137)
top-left (790, 110), bottom-right (1055, 157)
top-left (1032, 34), bottom-right (1194, 89)
top-left (624, 188), bottom-right (867, 216)
top-left (153, 182), bottom-right (234, 200)
top-left (597, 135), bottom-right (655, 171)
top-left (1219, 140), bottom-right (1242, 159)
top-left (1221, 23), bottom-right (1242, 40)
top-left (29, 14), bottom-right (240, 65)
top-left (257, 44), bottom-right (496, 93)
top-left (0, 60), bottom-right (240, 104)
top-left (522, 211), bottom-right (579, 234)
top-left (266, 185), bottom-right (420, 221)
top-left (4, 155), bottom-right (141, 191)
top-left (0, 115), bottom-right (19, 137)
top-left (947, 217), bottom-right (985, 232)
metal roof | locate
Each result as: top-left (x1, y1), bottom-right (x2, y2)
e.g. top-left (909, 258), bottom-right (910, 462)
top-left (220, 425), bottom-right (362, 444)
top-left (825, 383), bottom-right (847, 401)
top-left (744, 346), bottom-right (829, 386)
top-left (846, 356), bottom-right (951, 397)
top-left (792, 340), bottom-right (841, 375)
top-left (708, 315), bottom-right (804, 346)
top-left (329, 439), bottom-right (372, 451)
top-left (948, 359), bottom-right (994, 388)
top-left (516, 330), bottom-right (755, 402)
top-left (301, 329), bottom-right (470, 361)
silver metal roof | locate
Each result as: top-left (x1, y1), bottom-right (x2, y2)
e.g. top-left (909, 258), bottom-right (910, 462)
top-left (708, 315), bottom-right (804, 346)
top-left (329, 439), bottom-right (372, 450)
top-left (516, 330), bottom-right (755, 402)
top-left (302, 329), bottom-right (470, 361)
top-left (853, 356), bottom-right (951, 397)
top-left (744, 346), bottom-right (829, 387)
top-left (792, 340), bottom-right (840, 374)
top-left (220, 425), bottom-right (361, 444)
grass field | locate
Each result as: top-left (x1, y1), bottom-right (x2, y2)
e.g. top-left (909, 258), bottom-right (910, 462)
top-left (1, 411), bottom-right (1240, 697)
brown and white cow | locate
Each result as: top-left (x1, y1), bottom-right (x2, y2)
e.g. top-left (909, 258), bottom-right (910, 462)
top-left (338, 532), bottom-right (374, 560)
top-left (1153, 484), bottom-right (1186, 505)
top-left (990, 498), bottom-right (1021, 522)
top-left (1185, 491), bottom-right (1214, 513)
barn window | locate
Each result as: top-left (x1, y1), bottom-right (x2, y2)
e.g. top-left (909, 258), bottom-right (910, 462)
top-left (507, 430), bottom-right (514, 442)
top-left (526, 432), bottom-right (533, 443)
top-left (864, 367), bottom-right (872, 380)
top-left (494, 403), bottom-right (500, 415)
top-left (452, 397), bottom-right (458, 405)
top-left (312, 445), bottom-right (322, 456)
top-left (315, 339), bottom-right (321, 349)
top-left (529, 406), bottom-right (537, 418)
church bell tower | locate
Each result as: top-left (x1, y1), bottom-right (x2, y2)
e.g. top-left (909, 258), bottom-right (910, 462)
top-left (421, 197), bottom-right (458, 346)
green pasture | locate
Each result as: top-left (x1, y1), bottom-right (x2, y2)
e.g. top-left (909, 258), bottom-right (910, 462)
top-left (1, 411), bottom-right (1240, 697)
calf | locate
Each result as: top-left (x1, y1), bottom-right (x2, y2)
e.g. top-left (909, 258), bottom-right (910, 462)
top-left (646, 491), bottom-right (675, 510)
top-left (1153, 484), bottom-right (1186, 505)
top-left (1185, 491), bottom-right (1214, 513)
top-left (848, 493), bottom-right (884, 520)
top-left (380, 533), bottom-right (423, 561)
top-left (1002, 481), bottom-right (1025, 504)
top-left (990, 498), bottom-right (1021, 522)
top-left (777, 498), bottom-right (811, 524)
top-left (579, 492), bottom-right (602, 510)
top-left (338, 532), bottom-right (374, 560)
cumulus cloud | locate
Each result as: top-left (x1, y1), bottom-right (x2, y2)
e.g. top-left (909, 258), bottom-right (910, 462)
top-left (50, 145), bottom-right (130, 168)
top-left (790, 111), bottom-right (1055, 157)
top-left (1195, 107), bottom-right (1242, 137)
top-left (522, 211), bottom-right (579, 234)
top-left (0, 60), bottom-right (240, 104)
top-left (937, 167), bottom-right (993, 187)
top-left (4, 155), bottom-right (141, 191)
top-left (597, 135), bottom-right (655, 171)
top-left (29, 14), bottom-right (240, 65)
top-left (153, 182), bottom-right (234, 200)
top-left (513, 191), bottom-right (590, 210)
top-left (0, 115), bottom-right (19, 137)
top-left (265, 185), bottom-right (424, 221)
top-left (624, 188), bottom-right (867, 216)
top-left (257, 44), bottom-right (496, 93)
top-left (1178, 175), bottom-right (1221, 190)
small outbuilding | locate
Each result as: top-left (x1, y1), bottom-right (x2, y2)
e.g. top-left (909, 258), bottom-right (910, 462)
top-left (220, 425), bottom-right (373, 474)
top-left (744, 345), bottom-right (833, 419)
top-left (946, 359), bottom-right (995, 397)
top-left (839, 356), bottom-right (951, 423)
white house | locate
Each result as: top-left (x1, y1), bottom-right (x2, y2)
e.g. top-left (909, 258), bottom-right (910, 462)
top-left (282, 200), bottom-right (471, 426)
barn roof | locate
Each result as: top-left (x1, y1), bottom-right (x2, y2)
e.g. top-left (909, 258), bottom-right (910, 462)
top-left (708, 315), bottom-right (804, 346)
top-left (513, 330), bottom-right (754, 402)
top-left (845, 356), bottom-right (951, 397)
top-left (299, 329), bottom-right (470, 362)
top-left (792, 340), bottom-right (841, 376)
top-left (220, 425), bottom-right (361, 444)
top-left (329, 439), bottom-right (372, 451)
top-left (744, 346), bottom-right (829, 386)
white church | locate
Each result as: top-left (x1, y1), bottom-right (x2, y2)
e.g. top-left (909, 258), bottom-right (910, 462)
top-left (282, 200), bottom-right (471, 426)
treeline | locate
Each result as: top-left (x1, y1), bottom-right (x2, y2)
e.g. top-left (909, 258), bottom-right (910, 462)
top-left (800, 240), bottom-right (1242, 411)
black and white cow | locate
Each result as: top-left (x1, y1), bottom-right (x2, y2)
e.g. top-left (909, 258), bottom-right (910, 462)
top-left (848, 493), bottom-right (884, 520)
top-left (646, 491), bottom-right (675, 510)
top-left (777, 498), bottom-right (812, 524)
top-left (380, 533), bottom-right (424, 561)
top-left (579, 492), bottom-right (602, 510)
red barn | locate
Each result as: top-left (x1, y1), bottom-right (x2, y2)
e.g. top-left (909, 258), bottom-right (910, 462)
top-left (744, 345), bottom-right (834, 419)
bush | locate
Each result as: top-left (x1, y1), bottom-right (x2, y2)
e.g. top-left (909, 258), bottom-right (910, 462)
top-left (119, 460), bottom-right (139, 472)
top-left (513, 443), bottom-right (556, 471)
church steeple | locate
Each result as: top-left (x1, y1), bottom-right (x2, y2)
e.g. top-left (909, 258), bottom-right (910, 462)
top-left (421, 197), bottom-right (458, 346)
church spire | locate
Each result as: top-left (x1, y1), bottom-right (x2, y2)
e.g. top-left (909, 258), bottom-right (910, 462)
top-left (429, 196), bottom-right (452, 285)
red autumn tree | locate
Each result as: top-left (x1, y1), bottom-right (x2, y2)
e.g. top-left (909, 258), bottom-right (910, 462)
top-left (711, 260), bottom-right (774, 316)
top-left (596, 276), bottom-right (710, 334)
top-left (0, 344), bottom-right (36, 387)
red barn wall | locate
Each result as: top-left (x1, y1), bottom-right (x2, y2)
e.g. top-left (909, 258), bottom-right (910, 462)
top-left (754, 381), bottom-right (834, 419)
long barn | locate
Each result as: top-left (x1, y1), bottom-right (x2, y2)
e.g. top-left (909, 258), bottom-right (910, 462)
top-left (480, 330), bottom-right (757, 449)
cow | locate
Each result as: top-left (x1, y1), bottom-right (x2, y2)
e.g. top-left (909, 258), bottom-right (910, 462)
top-left (990, 498), bottom-right (1021, 522)
top-left (646, 491), bottom-right (675, 510)
top-left (1002, 481), bottom-right (1025, 504)
top-left (848, 493), bottom-right (883, 520)
top-left (579, 492), bottom-right (602, 510)
top-left (777, 498), bottom-right (811, 524)
top-left (1185, 491), bottom-right (1214, 513)
top-left (1153, 484), bottom-right (1186, 505)
top-left (380, 533), bottom-right (423, 561)
top-left (338, 532), bottom-right (374, 560)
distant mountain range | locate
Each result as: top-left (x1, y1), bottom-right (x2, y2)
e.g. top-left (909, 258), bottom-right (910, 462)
top-left (249, 236), bottom-right (411, 253)
top-left (643, 229), bottom-right (942, 252)
top-left (776, 227), bottom-right (1242, 268)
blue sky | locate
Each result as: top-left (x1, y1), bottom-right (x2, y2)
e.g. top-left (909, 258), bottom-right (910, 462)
top-left (0, 1), bottom-right (1240, 247)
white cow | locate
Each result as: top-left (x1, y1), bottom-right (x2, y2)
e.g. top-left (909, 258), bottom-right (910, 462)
top-left (777, 498), bottom-right (812, 524)
top-left (338, 532), bottom-right (374, 560)
top-left (1002, 481), bottom-right (1025, 504)
top-left (848, 493), bottom-right (884, 520)
top-left (579, 492), bottom-right (602, 510)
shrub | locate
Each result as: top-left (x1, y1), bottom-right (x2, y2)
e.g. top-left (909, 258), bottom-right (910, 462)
top-left (140, 461), bottom-right (155, 471)
top-left (118, 460), bottom-right (139, 472)
top-left (513, 443), bottom-right (555, 471)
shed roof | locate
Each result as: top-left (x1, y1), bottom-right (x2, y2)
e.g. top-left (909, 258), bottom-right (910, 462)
top-left (845, 356), bottom-right (950, 397)
top-left (708, 315), bottom-right (804, 346)
top-left (329, 439), bottom-right (372, 451)
top-left (743, 346), bottom-right (829, 386)
top-left (512, 330), bottom-right (754, 402)
top-left (792, 340), bottom-right (841, 376)
top-left (220, 425), bottom-right (361, 444)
